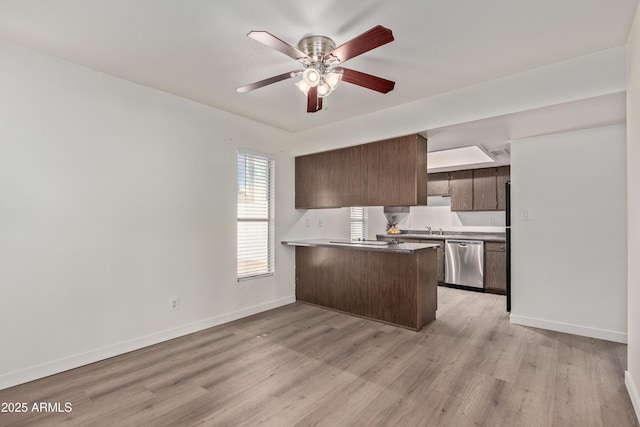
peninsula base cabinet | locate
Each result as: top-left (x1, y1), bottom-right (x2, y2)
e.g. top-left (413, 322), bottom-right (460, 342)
top-left (421, 240), bottom-right (445, 283)
top-left (295, 246), bottom-right (438, 331)
top-left (484, 242), bottom-right (507, 294)
top-left (378, 237), bottom-right (445, 283)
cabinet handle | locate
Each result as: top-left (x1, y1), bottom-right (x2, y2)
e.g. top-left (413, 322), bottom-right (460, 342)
top-left (499, 245), bottom-right (505, 250)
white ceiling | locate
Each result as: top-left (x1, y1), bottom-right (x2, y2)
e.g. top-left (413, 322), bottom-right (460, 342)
top-left (0, 0), bottom-right (637, 135)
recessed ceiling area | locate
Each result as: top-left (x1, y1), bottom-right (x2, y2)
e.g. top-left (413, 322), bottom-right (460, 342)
top-left (427, 146), bottom-right (495, 170)
top-left (0, 0), bottom-right (636, 133)
top-left (423, 92), bottom-right (627, 172)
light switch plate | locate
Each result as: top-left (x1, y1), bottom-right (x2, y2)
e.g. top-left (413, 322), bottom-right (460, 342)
top-left (521, 208), bottom-right (532, 221)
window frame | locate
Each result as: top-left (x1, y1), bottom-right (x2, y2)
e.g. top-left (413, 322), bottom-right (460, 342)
top-left (236, 149), bottom-right (275, 281)
top-left (350, 207), bottom-right (368, 241)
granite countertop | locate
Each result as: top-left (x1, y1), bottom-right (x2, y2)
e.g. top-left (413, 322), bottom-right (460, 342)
top-left (282, 239), bottom-right (439, 254)
top-left (376, 231), bottom-right (506, 242)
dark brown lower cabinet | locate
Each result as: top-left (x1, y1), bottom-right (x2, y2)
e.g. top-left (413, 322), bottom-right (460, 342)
top-left (484, 241), bottom-right (507, 294)
top-left (295, 246), bottom-right (438, 331)
top-left (429, 240), bottom-right (445, 283)
top-left (379, 237), bottom-right (446, 283)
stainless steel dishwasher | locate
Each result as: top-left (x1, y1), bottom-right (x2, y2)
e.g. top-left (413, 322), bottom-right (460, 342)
top-left (444, 240), bottom-right (484, 288)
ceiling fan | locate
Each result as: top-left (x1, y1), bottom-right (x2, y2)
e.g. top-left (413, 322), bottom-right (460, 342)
top-left (237, 25), bottom-right (395, 113)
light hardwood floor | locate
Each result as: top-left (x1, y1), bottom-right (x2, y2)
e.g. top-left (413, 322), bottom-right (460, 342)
top-left (1, 287), bottom-right (638, 427)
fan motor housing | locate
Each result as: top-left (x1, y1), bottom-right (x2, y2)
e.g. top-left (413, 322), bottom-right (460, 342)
top-left (297, 36), bottom-right (336, 62)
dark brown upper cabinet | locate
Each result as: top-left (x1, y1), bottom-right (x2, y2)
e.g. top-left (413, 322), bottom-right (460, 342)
top-left (427, 172), bottom-right (450, 196)
top-left (473, 168), bottom-right (498, 211)
top-left (295, 134), bottom-right (428, 208)
top-left (444, 166), bottom-right (510, 212)
top-left (449, 170), bottom-right (474, 211)
top-left (496, 165), bottom-right (511, 210)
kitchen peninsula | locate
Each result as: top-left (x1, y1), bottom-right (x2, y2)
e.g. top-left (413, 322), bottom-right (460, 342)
top-left (284, 239), bottom-right (439, 331)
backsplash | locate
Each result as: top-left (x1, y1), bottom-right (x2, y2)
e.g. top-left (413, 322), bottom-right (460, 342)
top-left (286, 202), bottom-right (505, 242)
top-left (369, 199), bottom-right (505, 238)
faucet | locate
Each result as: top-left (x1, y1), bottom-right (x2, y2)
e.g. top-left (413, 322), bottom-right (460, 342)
top-left (438, 228), bottom-right (444, 235)
top-left (425, 226), bottom-right (432, 235)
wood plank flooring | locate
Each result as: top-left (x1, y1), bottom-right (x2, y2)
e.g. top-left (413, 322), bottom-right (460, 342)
top-left (0, 287), bottom-right (637, 426)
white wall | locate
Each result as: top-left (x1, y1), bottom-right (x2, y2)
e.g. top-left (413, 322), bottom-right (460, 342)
top-left (626, 3), bottom-right (640, 420)
top-left (408, 202), bottom-right (505, 229)
top-left (0, 42), bottom-right (296, 389)
top-left (285, 208), bottom-right (351, 241)
top-left (509, 125), bottom-right (627, 343)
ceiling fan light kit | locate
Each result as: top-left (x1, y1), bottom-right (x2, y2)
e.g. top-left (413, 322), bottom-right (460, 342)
top-left (237, 25), bottom-right (395, 113)
top-left (296, 67), bottom-right (343, 98)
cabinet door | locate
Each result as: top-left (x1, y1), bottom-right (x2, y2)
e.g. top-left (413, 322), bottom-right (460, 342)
top-left (294, 150), bottom-right (346, 209)
top-left (485, 243), bottom-right (506, 294)
top-left (344, 145), bottom-right (366, 207)
top-left (364, 142), bottom-right (380, 205)
top-left (376, 136), bottom-right (418, 206)
top-left (312, 151), bottom-right (333, 208)
top-left (325, 149), bottom-right (346, 208)
top-left (421, 239), bottom-right (445, 282)
top-left (295, 154), bottom-right (315, 208)
top-left (415, 135), bottom-right (428, 205)
top-left (450, 170), bottom-right (473, 211)
top-left (496, 165), bottom-right (510, 210)
top-left (473, 168), bottom-right (497, 211)
top-left (427, 172), bottom-right (450, 196)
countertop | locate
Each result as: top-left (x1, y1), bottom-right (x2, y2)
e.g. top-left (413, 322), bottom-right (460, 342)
top-left (282, 239), bottom-right (439, 254)
top-left (376, 231), bottom-right (506, 242)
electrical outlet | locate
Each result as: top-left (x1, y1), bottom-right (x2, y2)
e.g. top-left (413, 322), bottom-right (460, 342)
top-left (319, 218), bottom-right (324, 227)
top-left (171, 298), bottom-right (180, 311)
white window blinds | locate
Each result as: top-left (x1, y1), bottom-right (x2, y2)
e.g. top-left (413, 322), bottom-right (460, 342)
top-left (237, 150), bottom-right (275, 280)
top-left (350, 207), bottom-right (368, 241)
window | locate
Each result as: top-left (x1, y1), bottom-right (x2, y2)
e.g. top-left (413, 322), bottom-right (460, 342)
top-left (237, 150), bottom-right (275, 280)
top-left (350, 207), bottom-right (368, 241)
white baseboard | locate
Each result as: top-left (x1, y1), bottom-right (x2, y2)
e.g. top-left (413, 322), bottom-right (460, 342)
top-left (627, 371), bottom-right (640, 424)
top-left (0, 296), bottom-right (295, 391)
top-left (509, 314), bottom-right (627, 343)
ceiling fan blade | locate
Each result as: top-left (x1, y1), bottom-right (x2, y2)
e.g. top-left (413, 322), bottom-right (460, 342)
top-left (248, 31), bottom-right (310, 61)
top-left (324, 25), bottom-right (394, 64)
top-left (341, 68), bottom-right (395, 93)
top-left (307, 86), bottom-right (322, 113)
top-left (237, 71), bottom-right (299, 93)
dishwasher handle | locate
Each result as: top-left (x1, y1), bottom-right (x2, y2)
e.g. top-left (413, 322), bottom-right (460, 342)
top-left (446, 239), bottom-right (483, 246)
